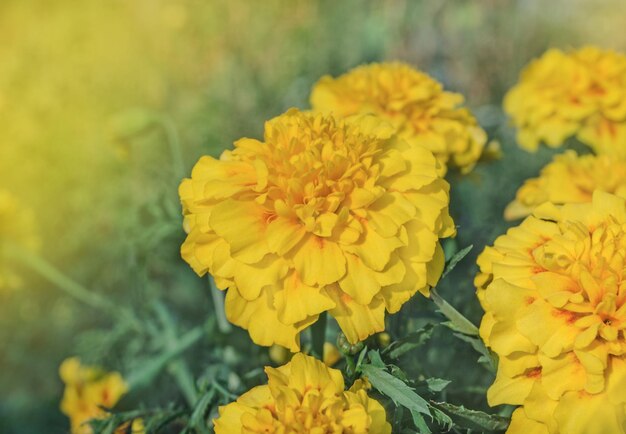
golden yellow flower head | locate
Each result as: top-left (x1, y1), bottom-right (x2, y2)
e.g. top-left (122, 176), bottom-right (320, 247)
top-left (213, 353), bottom-right (391, 433)
top-left (180, 109), bottom-right (455, 350)
top-left (310, 62), bottom-right (487, 173)
top-left (0, 189), bottom-right (39, 290)
top-left (59, 357), bottom-right (129, 434)
top-left (505, 151), bottom-right (626, 220)
top-left (504, 46), bottom-right (626, 153)
top-left (476, 191), bottom-right (626, 433)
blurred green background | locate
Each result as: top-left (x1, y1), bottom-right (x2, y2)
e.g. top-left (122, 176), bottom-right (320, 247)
top-left (2, 0), bottom-right (626, 432)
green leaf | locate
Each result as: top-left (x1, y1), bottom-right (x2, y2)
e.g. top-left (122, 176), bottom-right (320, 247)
top-left (430, 289), bottom-right (479, 336)
top-left (383, 324), bottom-right (435, 359)
top-left (360, 364), bottom-right (430, 415)
top-left (442, 244), bottom-right (473, 279)
top-left (432, 402), bottom-right (510, 432)
top-left (367, 349), bottom-right (385, 368)
top-left (188, 389), bottom-right (215, 434)
top-left (410, 410), bottom-right (432, 434)
top-left (352, 346), bottom-right (369, 376)
top-left (425, 378), bottom-right (451, 392)
top-left (453, 333), bottom-right (498, 372)
top-left (431, 407), bottom-right (454, 430)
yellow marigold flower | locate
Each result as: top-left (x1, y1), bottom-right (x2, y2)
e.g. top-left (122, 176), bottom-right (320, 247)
top-left (180, 109), bottom-right (455, 350)
top-left (59, 357), bottom-right (129, 434)
top-left (0, 189), bottom-right (39, 290)
top-left (310, 62), bottom-right (487, 173)
top-left (504, 46), bottom-right (626, 153)
top-left (213, 353), bottom-right (391, 433)
top-left (504, 151), bottom-right (626, 220)
top-left (476, 191), bottom-right (626, 433)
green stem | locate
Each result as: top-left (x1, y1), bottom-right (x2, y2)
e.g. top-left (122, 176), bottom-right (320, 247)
top-left (8, 245), bottom-right (141, 329)
top-left (160, 116), bottom-right (185, 180)
top-left (311, 311), bottom-right (327, 359)
top-left (430, 288), bottom-right (479, 336)
top-left (168, 360), bottom-right (199, 407)
top-left (126, 325), bottom-right (204, 390)
top-left (153, 302), bottom-right (199, 406)
top-left (209, 276), bottom-right (232, 333)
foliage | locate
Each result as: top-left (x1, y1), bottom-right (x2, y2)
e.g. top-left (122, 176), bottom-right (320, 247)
top-left (2, 0), bottom-right (626, 433)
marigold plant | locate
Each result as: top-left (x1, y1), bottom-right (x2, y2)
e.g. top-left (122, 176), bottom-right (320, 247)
top-left (180, 109), bottom-right (455, 351)
top-left (476, 191), bottom-right (626, 434)
top-left (213, 352), bottom-right (391, 433)
top-left (504, 46), bottom-right (626, 153)
top-left (505, 151), bottom-right (626, 220)
top-left (310, 62), bottom-right (487, 173)
top-left (0, 189), bottom-right (38, 290)
top-left (60, 357), bottom-right (142, 434)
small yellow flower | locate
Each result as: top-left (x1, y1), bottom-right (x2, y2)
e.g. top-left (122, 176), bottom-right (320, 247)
top-left (505, 151), bottom-right (626, 220)
top-left (476, 191), bottom-right (626, 433)
top-left (310, 62), bottom-right (487, 173)
top-left (213, 353), bottom-right (391, 433)
top-left (59, 357), bottom-right (130, 434)
top-left (323, 342), bottom-right (342, 367)
top-left (504, 46), bottom-right (626, 153)
top-left (180, 109), bottom-right (455, 350)
top-left (0, 189), bottom-right (39, 290)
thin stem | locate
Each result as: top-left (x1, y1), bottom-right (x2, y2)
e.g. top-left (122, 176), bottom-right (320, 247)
top-left (160, 116), bottom-right (186, 180)
top-left (430, 288), bottom-right (479, 336)
top-left (8, 245), bottom-right (141, 329)
top-left (311, 311), bottom-right (327, 359)
top-left (153, 302), bottom-right (199, 406)
top-left (126, 325), bottom-right (204, 390)
top-left (209, 276), bottom-right (232, 333)
top-left (168, 360), bottom-right (199, 407)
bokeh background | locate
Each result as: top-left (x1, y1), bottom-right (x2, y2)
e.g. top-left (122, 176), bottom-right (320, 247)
top-left (2, 0), bottom-right (626, 432)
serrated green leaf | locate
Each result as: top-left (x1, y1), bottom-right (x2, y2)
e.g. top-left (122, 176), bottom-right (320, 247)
top-left (410, 410), bottom-right (432, 434)
top-left (188, 389), bottom-right (215, 434)
top-left (361, 364), bottom-right (430, 415)
top-left (425, 378), bottom-right (451, 392)
top-left (442, 244), bottom-right (473, 279)
top-left (431, 407), bottom-right (454, 430)
top-left (367, 349), bottom-right (385, 368)
top-left (384, 324), bottom-right (435, 359)
top-left (432, 402), bottom-right (510, 431)
top-left (355, 346), bottom-right (368, 372)
top-left (389, 364), bottom-right (409, 382)
top-left (430, 289), bottom-right (479, 336)
top-left (453, 333), bottom-right (497, 372)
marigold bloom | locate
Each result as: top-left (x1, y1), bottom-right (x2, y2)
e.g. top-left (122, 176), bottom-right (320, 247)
top-left (476, 191), bottom-right (626, 433)
top-left (0, 189), bottom-right (39, 290)
top-left (180, 109), bottom-right (455, 350)
top-left (310, 62), bottom-right (487, 173)
top-left (504, 46), bottom-right (626, 153)
top-left (505, 151), bottom-right (626, 220)
top-left (213, 353), bottom-right (391, 433)
top-left (59, 357), bottom-right (132, 434)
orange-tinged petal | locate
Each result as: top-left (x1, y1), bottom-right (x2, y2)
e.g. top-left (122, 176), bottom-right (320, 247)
top-left (290, 235), bottom-right (346, 286)
top-left (209, 199), bottom-right (270, 264)
top-left (329, 288), bottom-right (386, 344)
top-left (273, 273), bottom-right (335, 324)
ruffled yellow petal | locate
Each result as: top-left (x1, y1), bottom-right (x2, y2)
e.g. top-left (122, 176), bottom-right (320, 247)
top-left (213, 354), bottom-right (391, 433)
top-left (181, 109), bottom-right (453, 350)
top-left (479, 192), bottom-right (626, 434)
top-left (507, 408), bottom-right (550, 434)
top-left (328, 288), bottom-right (386, 344)
top-left (505, 46), bottom-right (626, 154)
top-left (311, 62), bottom-right (487, 173)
